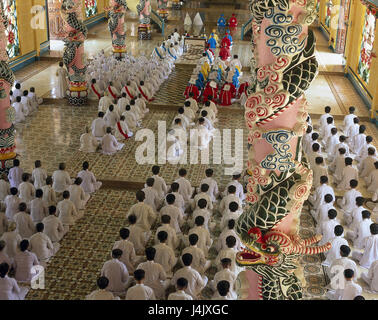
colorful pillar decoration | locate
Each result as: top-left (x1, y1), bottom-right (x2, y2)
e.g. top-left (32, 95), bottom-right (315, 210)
top-left (0, 1), bottom-right (16, 172)
top-left (107, 0), bottom-right (128, 60)
top-left (61, 0), bottom-right (88, 105)
top-left (157, 0), bottom-right (169, 21)
top-left (137, 0), bottom-right (151, 40)
top-left (235, 0), bottom-right (331, 300)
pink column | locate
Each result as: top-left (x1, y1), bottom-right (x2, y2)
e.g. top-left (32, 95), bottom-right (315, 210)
top-left (107, 0), bottom-right (127, 59)
top-left (61, 0), bottom-right (88, 105)
top-left (0, 3), bottom-right (16, 169)
top-left (137, 0), bottom-right (152, 40)
top-left (236, 0), bottom-right (330, 300)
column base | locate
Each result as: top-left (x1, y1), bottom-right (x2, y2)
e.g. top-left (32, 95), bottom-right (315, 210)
top-left (138, 25), bottom-right (151, 40)
top-left (172, 2), bottom-right (182, 9)
top-left (67, 89), bottom-right (88, 106)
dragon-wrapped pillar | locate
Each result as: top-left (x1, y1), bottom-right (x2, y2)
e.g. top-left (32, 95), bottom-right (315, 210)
top-left (0, 2), bottom-right (16, 173)
top-left (107, 0), bottom-right (127, 60)
top-left (235, 0), bottom-right (331, 300)
top-left (61, 0), bottom-right (88, 105)
top-left (137, 0), bottom-right (151, 40)
top-left (157, 0), bottom-right (169, 21)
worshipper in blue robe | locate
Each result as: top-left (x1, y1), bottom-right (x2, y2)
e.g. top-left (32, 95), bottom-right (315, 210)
top-left (217, 14), bottom-right (226, 27)
top-left (208, 37), bottom-right (217, 50)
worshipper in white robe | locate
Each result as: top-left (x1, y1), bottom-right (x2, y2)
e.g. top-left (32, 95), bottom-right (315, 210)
top-left (79, 126), bottom-right (99, 153)
top-left (171, 253), bottom-right (206, 299)
top-left (361, 260), bottom-right (378, 293)
top-left (4, 188), bottom-right (21, 222)
top-left (41, 177), bottom-right (57, 207)
top-left (319, 106), bottom-right (332, 130)
top-left (326, 127), bottom-right (340, 161)
top-left (318, 209), bottom-right (340, 245)
top-left (360, 148), bottom-right (378, 179)
top-left (183, 101), bottom-right (196, 122)
top-left (14, 203), bottom-right (35, 239)
top-left (165, 183), bottom-right (186, 214)
top-left (98, 92), bottom-right (113, 113)
top-left (312, 157), bottom-right (328, 189)
top-left (215, 235), bottom-right (239, 273)
top-left (8, 159), bottom-right (23, 189)
top-left (341, 270), bottom-right (362, 300)
top-left (223, 174), bottom-right (245, 201)
top-left (57, 191), bottom-right (83, 232)
top-left (350, 125), bottom-right (367, 155)
top-left (29, 223), bottom-right (56, 263)
top-left (149, 166), bottom-right (167, 201)
top-left (77, 161), bottom-right (102, 195)
top-left (13, 240), bottom-right (39, 283)
top-left (168, 278), bottom-right (193, 300)
top-left (329, 148), bottom-right (347, 184)
top-left (18, 173), bottom-right (35, 205)
top-left (127, 214), bottom-right (149, 255)
top-left (320, 117), bottom-right (335, 145)
top-left (220, 202), bottom-right (243, 231)
top-left (0, 262), bottom-right (28, 300)
top-left (0, 222), bottom-right (21, 259)
top-left (200, 110), bottom-right (215, 132)
top-left (91, 113), bottom-right (107, 141)
top-left (181, 233), bottom-right (211, 276)
top-left (129, 100), bottom-right (143, 123)
top-left (21, 91), bottom-right (33, 115)
top-left (160, 194), bottom-right (184, 234)
top-left (31, 160), bottom-right (47, 190)
top-left (55, 62), bottom-right (68, 99)
top-left (115, 116), bottom-right (132, 141)
top-left (122, 105), bottom-right (138, 132)
top-left (192, 185), bottom-right (213, 212)
top-left (125, 269), bottom-right (156, 300)
top-left (116, 93), bottom-right (129, 116)
top-left (190, 200), bottom-right (215, 231)
top-left (219, 185), bottom-right (242, 215)
top-left (107, 82), bottom-right (121, 101)
top-left (101, 249), bottom-right (131, 295)
top-left (153, 231), bottom-right (177, 277)
top-left (30, 189), bottom-right (48, 224)
top-left (336, 157), bottom-right (358, 191)
top-left (155, 215), bottom-right (180, 252)
top-left (127, 191), bottom-right (156, 233)
top-left (68, 178), bottom-right (90, 211)
top-left (138, 81), bottom-right (153, 102)
top-left (211, 258), bottom-right (237, 300)
top-left (0, 173), bottom-right (10, 204)
top-left (135, 95), bottom-right (149, 114)
top-left (113, 228), bottom-right (142, 275)
top-left (345, 196), bottom-right (366, 228)
top-left (52, 163), bottom-right (72, 194)
top-left (322, 226), bottom-right (348, 267)
top-left (198, 169), bottom-right (219, 203)
top-left (0, 211), bottom-right (8, 237)
top-left (142, 178), bottom-right (161, 213)
top-left (342, 106), bottom-right (356, 134)
top-left (102, 127), bottom-right (125, 155)
top-left (336, 179), bottom-right (361, 216)
top-left (137, 247), bottom-right (169, 300)
top-left (346, 117), bottom-right (360, 146)
top-left (104, 105), bottom-right (120, 129)
top-left (28, 87), bottom-right (43, 107)
top-left (122, 82), bottom-right (137, 101)
top-left (352, 223), bottom-right (378, 269)
top-left (216, 219), bottom-right (242, 252)
top-left (86, 277), bottom-right (120, 300)
top-left (189, 120), bottom-right (210, 150)
top-left (314, 194), bottom-right (335, 225)
top-left (173, 169), bottom-right (193, 205)
top-left (347, 210), bottom-right (373, 249)
top-left (42, 206), bottom-right (65, 243)
top-left (356, 136), bottom-right (376, 163)
top-left (187, 216), bottom-right (212, 257)
top-left (172, 109), bottom-right (191, 130)
top-left (365, 161), bottom-right (378, 193)
top-left (12, 83), bottom-right (22, 101)
top-left (89, 79), bottom-right (103, 100)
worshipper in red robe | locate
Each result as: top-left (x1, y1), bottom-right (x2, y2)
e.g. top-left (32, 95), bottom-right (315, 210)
top-left (202, 81), bottom-right (218, 103)
top-left (184, 78), bottom-right (200, 101)
top-left (229, 14), bottom-right (238, 27)
top-left (237, 81), bottom-right (249, 99)
top-left (221, 35), bottom-right (231, 48)
top-left (219, 45), bottom-right (231, 61)
top-left (219, 81), bottom-right (236, 106)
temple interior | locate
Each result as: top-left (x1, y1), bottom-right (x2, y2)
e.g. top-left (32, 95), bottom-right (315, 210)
top-left (0, 0), bottom-right (377, 301)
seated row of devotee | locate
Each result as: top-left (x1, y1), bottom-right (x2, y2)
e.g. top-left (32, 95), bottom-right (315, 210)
top-left (86, 166), bottom-right (246, 300)
top-left (10, 82), bottom-right (43, 124)
top-left (303, 105), bottom-right (378, 299)
top-left (0, 159), bottom-right (102, 299)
